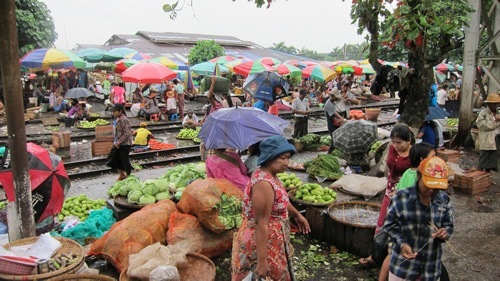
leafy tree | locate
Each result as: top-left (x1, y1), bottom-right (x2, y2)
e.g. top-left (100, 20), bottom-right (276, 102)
top-left (188, 40), bottom-right (224, 65)
top-left (15, 0), bottom-right (57, 56)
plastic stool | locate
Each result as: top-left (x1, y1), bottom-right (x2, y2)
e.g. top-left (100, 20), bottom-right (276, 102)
top-left (170, 113), bottom-right (179, 121)
top-left (150, 114), bottom-right (159, 122)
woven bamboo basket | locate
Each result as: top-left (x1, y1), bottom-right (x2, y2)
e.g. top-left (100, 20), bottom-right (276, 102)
top-left (288, 189), bottom-right (334, 208)
top-left (48, 274), bottom-right (117, 281)
top-left (0, 237), bottom-right (84, 281)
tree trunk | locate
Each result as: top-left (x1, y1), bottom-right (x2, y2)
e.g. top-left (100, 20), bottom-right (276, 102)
top-left (0, 0), bottom-right (36, 239)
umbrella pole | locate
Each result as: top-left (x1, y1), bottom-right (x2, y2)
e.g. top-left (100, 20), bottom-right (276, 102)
top-left (0, 0), bottom-right (36, 239)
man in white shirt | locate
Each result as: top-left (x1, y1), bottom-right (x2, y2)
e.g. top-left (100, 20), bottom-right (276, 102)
top-left (291, 89), bottom-right (310, 138)
top-left (437, 84), bottom-right (448, 108)
top-left (182, 112), bottom-right (199, 129)
top-left (335, 82), bottom-right (360, 118)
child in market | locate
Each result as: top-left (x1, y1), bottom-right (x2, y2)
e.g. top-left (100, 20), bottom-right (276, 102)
top-left (397, 142), bottom-right (436, 190)
top-left (132, 122), bottom-right (154, 146)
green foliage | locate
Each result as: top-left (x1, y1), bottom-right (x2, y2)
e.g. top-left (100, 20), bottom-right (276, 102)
top-left (15, 0), bottom-right (57, 56)
top-left (188, 40), bottom-right (224, 65)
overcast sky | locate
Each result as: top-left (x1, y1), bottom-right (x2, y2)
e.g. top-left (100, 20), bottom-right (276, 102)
top-left (42, 0), bottom-right (365, 53)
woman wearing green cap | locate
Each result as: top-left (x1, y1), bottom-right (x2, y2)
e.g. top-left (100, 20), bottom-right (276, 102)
top-left (232, 135), bottom-right (310, 281)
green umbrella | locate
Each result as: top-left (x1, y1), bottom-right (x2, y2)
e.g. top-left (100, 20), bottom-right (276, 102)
top-left (191, 61), bottom-right (229, 75)
top-left (76, 48), bottom-right (123, 63)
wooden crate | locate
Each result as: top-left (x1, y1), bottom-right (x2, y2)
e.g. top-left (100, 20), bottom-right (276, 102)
top-left (437, 149), bottom-right (460, 164)
top-left (453, 171), bottom-right (491, 195)
top-left (52, 131), bottom-right (71, 148)
top-left (91, 140), bottom-right (114, 157)
top-left (95, 125), bottom-right (114, 142)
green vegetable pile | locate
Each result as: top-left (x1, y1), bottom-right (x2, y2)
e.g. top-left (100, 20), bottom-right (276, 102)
top-left (107, 175), bottom-right (171, 205)
top-left (160, 162), bottom-right (207, 200)
top-left (447, 118), bottom-right (458, 127)
top-left (58, 195), bottom-right (106, 222)
top-left (0, 201), bottom-right (5, 210)
top-left (320, 135), bottom-right (332, 146)
top-left (176, 128), bottom-right (199, 139)
top-left (78, 119), bottom-right (109, 128)
top-left (277, 172), bottom-right (303, 190)
top-left (294, 183), bottom-right (336, 204)
top-left (304, 154), bottom-right (343, 179)
top-left (370, 140), bottom-right (383, 153)
top-left (297, 134), bottom-right (321, 151)
top-left (216, 194), bottom-right (243, 229)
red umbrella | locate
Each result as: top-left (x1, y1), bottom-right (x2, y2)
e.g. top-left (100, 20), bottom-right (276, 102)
top-left (121, 62), bottom-right (177, 83)
top-left (435, 63), bottom-right (449, 72)
top-left (233, 61), bottom-right (274, 77)
top-left (113, 59), bottom-right (139, 74)
top-left (0, 143), bottom-right (70, 223)
top-left (257, 57), bottom-right (281, 66)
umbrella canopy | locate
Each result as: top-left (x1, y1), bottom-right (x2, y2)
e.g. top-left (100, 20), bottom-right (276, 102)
top-left (301, 60), bottom-right (318, 66)
top-left (198, 107), bottom-right (290, 150)
top-left (108, 47), bottom-right (138, 58)
top-left (331, 120), bottom-right (378, 155)
top-left (209, 55), bottom-right (237, 64)
top-left (122, 62), bottom-right (177, 83)
top-left (283, 60), bottom-right (307, 69)
top-left (191, 61), bottom-right (229, 75)
top-left (302, 65), bottom-right (337, 82)
top-left (65, 88), bottom-right (95, 99)
top-left (426, 106), bottom-right (451, 121)
top-left (113, 59), bottom-right (139, 74)
top-left (0, 143), bottom-right (70, 223)
top-left (124, 52), bottom-right (152, 60)
top-left (257, 57), bottom-right (281, 66)
top-left (361, 64), bottom-right (375, 75)
top-left (233, 61), bottom-right (274, 77)
top-left (146, 56), bottom-right (178, 69)
top-left (20, 48), bottom-right (86, 70)
top-left (273, 63), bottom-right (302, 77)
top-left (76, 48), bottom-right (123, 63)
top-left (435, 63), bottom-right (454, 72)
top-left (243, 71), bottom-right (290, 102)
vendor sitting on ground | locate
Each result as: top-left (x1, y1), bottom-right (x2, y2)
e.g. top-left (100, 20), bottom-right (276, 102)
top-left (132, 122), bottom-right (154, 146)
top-left (165, 91), bottom-right (177, 116)
top-left (182, 112), bottom-right (199, 129)
top-left (67, 99), bottom-right (88, 120)
top-left (130, 88), bottom-right (144, 117)
top-left (139, 88), bottom-right (160, 120)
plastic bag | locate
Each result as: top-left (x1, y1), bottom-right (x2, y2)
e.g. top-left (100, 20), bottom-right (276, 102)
top-left (149, 265), bottom-right (180, 281)
top-left (330, 174), bottom-right (387, 200)
top-left (59, 208), bottom-right (116, 245)
top-left (26, 233), bottom-right (61, 260)
top-left (127, 242), bottom-right (191, 280)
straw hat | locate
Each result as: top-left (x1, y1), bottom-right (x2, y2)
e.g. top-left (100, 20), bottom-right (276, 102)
top-left (484, 93), bottom-right (500, 103)
top-left (329, 88), bottom-right (341, 99)
top-left (166, 91), bottom-right (174, 98)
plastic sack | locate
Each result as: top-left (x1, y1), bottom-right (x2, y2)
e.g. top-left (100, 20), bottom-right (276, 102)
top-left (176, 178), bottom-right (243, 233)
top-left (150, 265), bottom-right (180, 281)
top-left (330, 174), bottom-right (387, 200)
top-left (26, 233), bottom-right (61, 260)
top-left (127, 242), bottom-right (190, 280)
top-left (167, 212), bottom-right (234, 258)
top-left (59, 208), bottom-right (116, 245)
top-left (89, 200), bottom-right (178, 273)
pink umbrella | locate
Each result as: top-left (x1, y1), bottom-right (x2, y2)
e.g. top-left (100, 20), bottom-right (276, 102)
top-left (257, 57), bottom-right (281, 66)
top-left (121, 62), bottom-right (177, 83)
top-left (233, 61), bottom-right (275, 77)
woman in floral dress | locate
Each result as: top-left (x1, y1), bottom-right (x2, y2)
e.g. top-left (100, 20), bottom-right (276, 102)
top-left (232, 135), bottom-right (310, 281)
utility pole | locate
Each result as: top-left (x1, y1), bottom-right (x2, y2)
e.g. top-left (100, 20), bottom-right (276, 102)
top-left (486, 1), bottom-right (500, 93)
top-left (0, 0), bottom-right (36, 239)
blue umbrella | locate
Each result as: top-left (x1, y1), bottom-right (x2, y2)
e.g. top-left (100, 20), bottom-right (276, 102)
top-left (243, 71), bottom-right (290, 102)
top-left (426, 106), bottom-right (451, 120)
top-left (198, 107), bottom-right (290, 150)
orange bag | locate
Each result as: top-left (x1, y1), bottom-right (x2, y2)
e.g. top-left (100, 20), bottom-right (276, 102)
top-left (176, 178), bottom-right (243, 233)
top-left (166, 212), bottom-right (234, 258)
top-left (88, 199), bottom-right (178, 273)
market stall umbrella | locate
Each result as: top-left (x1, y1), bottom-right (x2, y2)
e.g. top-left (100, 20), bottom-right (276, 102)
top-left (243, 71), bottom-right (290, 102)
top-left (20, 48), bottom-right (86, 70)
top-left (113, 59), bottom-right (139, 74)
top-left (233, 61), bottom-right (275, 77)
top-left (121, 62), bottom-right (177, 83)
top-left (109, 47), bottom-right (138, 58)
top-left (76, 48), bottom-right (123, 63)
top-left (65, 88), bottom-right (95, 99)
top-left (273, 63), bottom-right (302, 77)
top-left (361, 64), bottom-right (375, 75)
top-left (301, 60), bottom-right (318, 66)
top-left (191, 61), bottom-right (229, 75)
top-left (283, 60), bottom-right (307, 69)
top-left (302, 65), bottom-right (337, 82)
top-left (435, 63), bottom-right (454, 72)
top-left (0, 143), bottom-right (70, 223)
top-left (198, 107), bottom-right (290, 150)
top-left (257, 57), bottom-right (281, 66)
top-left (124, 52), bottom-right (152, 60)
top-left (209, 55), bottom-right (237, 64)
top-left (146, 56), bottom-right (178, 70)
top-left (331, 120), bottom-right (378, 155)
top-left (426, 106), bottom-right (451, 121)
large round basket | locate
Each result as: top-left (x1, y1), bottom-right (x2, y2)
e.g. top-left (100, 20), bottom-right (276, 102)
top-left (113, 196), bottom-right (145, 210)
top-left (0, 237), bottom-right (84, 280)
top-left (119, 253), bottom-right (216, 281)
top-left (48, 274), bottom-right (117, 281)
top-left (288, 189), bottom-right (334, 208)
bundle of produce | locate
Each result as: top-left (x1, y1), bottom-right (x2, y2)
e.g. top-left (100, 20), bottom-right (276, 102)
top-left (277, 172), bottom-right (303, 190)
top-left (320, 135), bottom-right (332, 146)
top-left (177, 178), bottom-right (243, 233)
top-left (88, 199), bottom-right (178, 273)
top-left (77, 119), bottom-right (109, 128)
top-left (167, 212), bottom-right (235, 258)
top-left (58, 195), bottom-right (106, 222)
top-left (370, 140), bottom-right (383, 153)
top-left (161, 163), bottom-right (206, 200)
top-left (292, 183), bottom-right (336, 204)
top-left (176, 128), bottom-right (198, 139)
top-left (107, 176), bottom-right (172, 205)
top-left (297, 134), bottom-right (321, 151)
top-left (304, 154), bottom-right (343, 180)
top-left (447, 118), bottom-right (458, 126)
top-left (148, 139), bottom-right (176, 150)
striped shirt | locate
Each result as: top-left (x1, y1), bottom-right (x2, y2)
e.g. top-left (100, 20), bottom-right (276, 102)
top-left (114, 114), bottom-right (132, 146)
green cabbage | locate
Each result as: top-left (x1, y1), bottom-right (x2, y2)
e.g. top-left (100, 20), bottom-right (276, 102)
top-left (155, 192), bottom-right (171, 201)
top-left (126, 181), bottom-right (142, 191)
top-left (155, 179), bottom-right (169, 192)
top-left (142, 183), bottom-right (158, 196)
top-left (168, 182), bottom-right (177, 192)
top-left (127, 189), bottom-right (143, 203)
top-left (174, 191), bottom-right (183, 201)
top-left (139, 194), bottom-right (156, 205)
top-left (119, 185), bottom-right (129, 197)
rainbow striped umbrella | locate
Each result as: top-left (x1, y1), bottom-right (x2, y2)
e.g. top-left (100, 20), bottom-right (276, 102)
top-left (20, 48), bottom-right (86, 70)
top-left (361, 64), bottom-right (375, 75)
top-left (302, 65), bottom-right (337, 82)
top-left (233, 61), bottom-right (274, 77)
top-left (124, 52), bottom-right (152, 60)
top-left (257, 57), bottom-right (281, 66)
top-left (113, 59), bottom-right (139, 74)
top-left (209, 55), bottom-right (237, 64)
top-left (283, 60), bottom-right (307, 69)
top-left (146, 56), bottom-right (178, 70)
top-left (224, 59), bottom-right (249, 71)
top-left (109, 48), bottom-right (138, 58)
top-left (273, 63), bottom-right (302, 77)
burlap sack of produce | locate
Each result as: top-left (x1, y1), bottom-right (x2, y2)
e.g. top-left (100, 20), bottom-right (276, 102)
top-left (88, 199), bottom-right (178, 273)
top-left (176, 178), bottom-right (243, 233)
top-left (331, 174), bottom-right (387, 200)
top-left (167, 212), bottom-right (235, 258)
